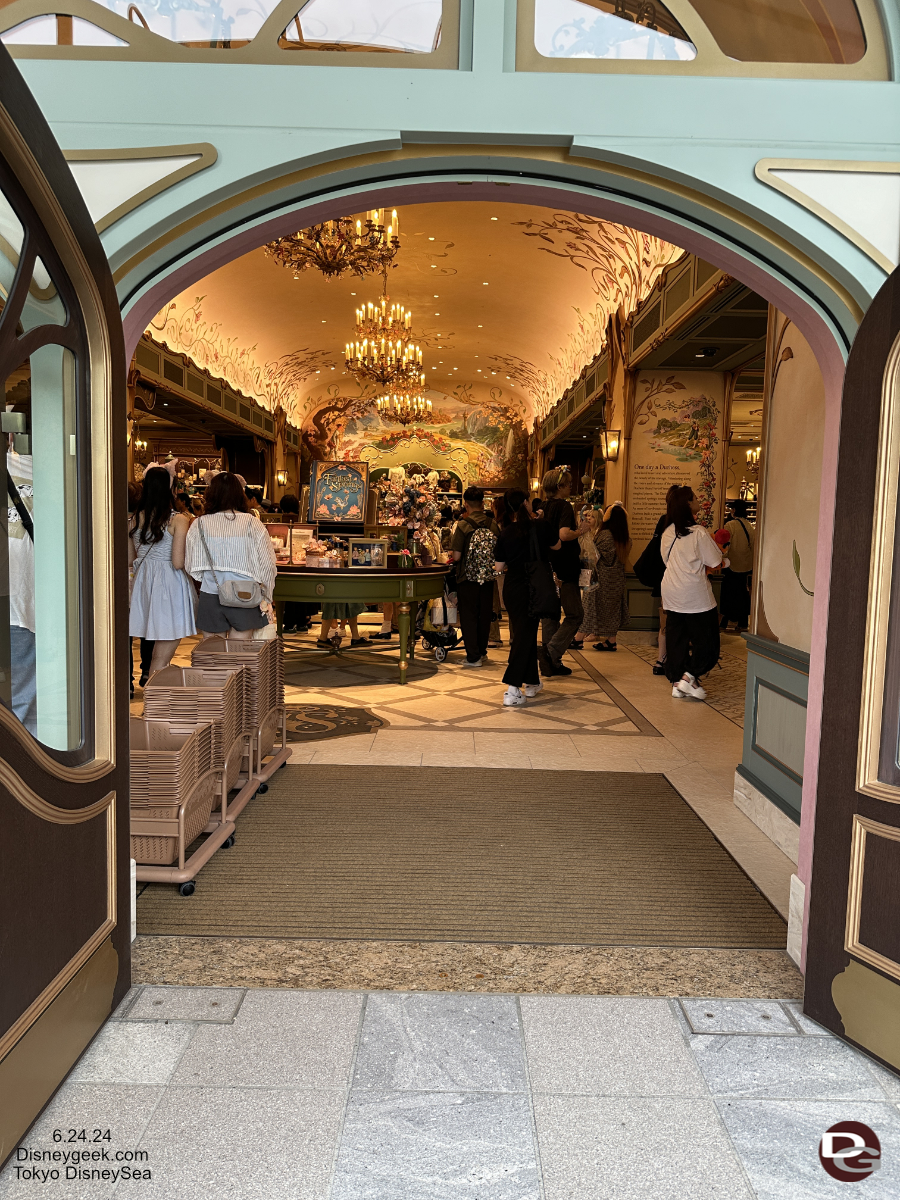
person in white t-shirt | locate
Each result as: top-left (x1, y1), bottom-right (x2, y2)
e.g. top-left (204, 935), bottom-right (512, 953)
top-left (660, 486), bottom-right (725, 701)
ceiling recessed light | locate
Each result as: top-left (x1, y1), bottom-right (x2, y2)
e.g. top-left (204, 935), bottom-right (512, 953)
top-left (431, 264), bottom-right (437, 268)
top-left (350, 292), bottom-right (356, 296)
top-left (482, 282), bottom-right (488, 286)
top-left (435, 312), bottom-right (440, 315)
top-left (428, 237), bottom-right (435, 241)
top-left (477, 324), bottom-right (483, 328)
top-left (433, 294), bottom-right (439, 298)
top-left (321, 320), bottom-right (326, 323)
top-left (490, 217), bottom-right (498, 221)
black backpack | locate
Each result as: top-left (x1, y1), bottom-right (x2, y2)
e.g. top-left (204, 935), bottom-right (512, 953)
top-left (633, 525), bottom-right (666, 589)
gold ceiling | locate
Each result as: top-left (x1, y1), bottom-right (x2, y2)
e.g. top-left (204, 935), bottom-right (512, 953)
top-left (150, 201), bottom-right (683, 428)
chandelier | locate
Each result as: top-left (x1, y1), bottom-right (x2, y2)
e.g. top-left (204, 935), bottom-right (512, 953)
top-left (264, 208), bottom-right (401, 281)
top-left (376, 393), bottom-right (432, 426)
top-left (345, 337), bottom-right (424, 389)
top-left (356, 293), bottom-right (413, 344)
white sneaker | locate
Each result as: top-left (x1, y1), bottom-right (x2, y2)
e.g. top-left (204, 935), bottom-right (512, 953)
top-left (462, 657), bottom-right (483, 668)
top-left (503, 686), bottom-right (526, 706)
top-left (672, 685), bottom-right (685, 699)
top-left (524, 681), bottom-right (544, 698)
top-left (677, 673), bottom-right (707, 700)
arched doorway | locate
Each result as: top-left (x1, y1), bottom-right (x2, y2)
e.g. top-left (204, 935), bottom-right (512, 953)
top-left (122, 163), bottom-right (848, 872)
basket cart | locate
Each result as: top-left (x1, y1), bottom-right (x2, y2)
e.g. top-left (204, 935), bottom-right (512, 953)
top-left (192, 636), bottom-right (290, 802)
top-left (130, 718), bottom-right (234, 896)
top-left (142, 665), bottom-right (256, 836)
top-left (420, 588), bottom-right (461, 662)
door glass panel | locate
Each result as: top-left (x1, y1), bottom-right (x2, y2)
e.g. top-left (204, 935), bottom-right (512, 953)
top-left (534, 0), bottom-right (696, 61)
top-left (281, 0), bottom-right (443, 53)
top-left (690, 0), bottom-right (866, 64)
top-left (4, 346), bottom-right (81, 750)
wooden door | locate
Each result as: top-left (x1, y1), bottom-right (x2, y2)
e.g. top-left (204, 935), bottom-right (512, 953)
top-left (805, 265), bottom-right (900, 1071)
top-left (0, 45), bottom-right (129, 1161)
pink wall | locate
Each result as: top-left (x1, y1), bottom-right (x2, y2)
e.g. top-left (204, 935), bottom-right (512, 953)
top-left (123, 178), bottom-right (848, 968)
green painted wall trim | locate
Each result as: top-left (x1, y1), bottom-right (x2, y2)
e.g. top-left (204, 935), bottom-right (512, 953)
top-left (743, 633), bottom-right (811, 673)
top-left (736, 762), bottom-right (801, 825)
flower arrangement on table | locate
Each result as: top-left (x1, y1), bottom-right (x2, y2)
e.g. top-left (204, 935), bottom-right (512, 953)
top-left (377, 477), bottom-right (439, 531)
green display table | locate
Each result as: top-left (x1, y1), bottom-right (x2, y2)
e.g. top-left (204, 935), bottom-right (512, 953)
top-left (273, 565), bottom-right (449, 684)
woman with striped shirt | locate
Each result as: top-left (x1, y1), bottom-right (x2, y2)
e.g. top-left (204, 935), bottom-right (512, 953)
top-left (185, 472), bottom-right (277, 640)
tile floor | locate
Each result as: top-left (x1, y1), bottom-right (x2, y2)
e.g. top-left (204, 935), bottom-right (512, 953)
top-left (3, 987), bottom-right (898, 1199)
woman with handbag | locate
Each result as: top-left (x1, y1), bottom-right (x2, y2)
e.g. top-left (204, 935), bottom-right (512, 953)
top-left (661, 485), bottom-right (726, 700)
top-left (128, 466), bottom-right (197, 678)
top-left (185, 471), bottom-right (277, 641)
top-left (493, 490), bottom-right (560, 707)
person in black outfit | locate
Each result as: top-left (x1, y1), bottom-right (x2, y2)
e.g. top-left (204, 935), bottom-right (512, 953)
top-left (450, 486), bottom-right (500, 666)
top-left (494, 490), bottom-right (559, 706)
top-left (539, 467), bottom-right (591, 676)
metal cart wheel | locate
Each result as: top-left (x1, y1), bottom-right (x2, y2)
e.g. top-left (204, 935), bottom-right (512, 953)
top-left (178, 881), bottom-right (195, 897)
top-left (434, 645), bottom-right (447, 663)
top-left (222, 835), bottom-right (235, 849)
top-left (257, 783), bottom-right (269, 794)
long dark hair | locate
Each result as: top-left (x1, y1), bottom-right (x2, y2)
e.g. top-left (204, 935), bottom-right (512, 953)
top-left (204, 472), bottom-right (249, 516)
top-left (492, 494), bottom-right (510, 529)
top-left (603, 505), bottom-right (631, 561)
top-left (132, 467), bottom-right (174, 544)
top-left (666, 486), bottom-right (696, 537)
top-left (505, 489), bottom-right (531, 531)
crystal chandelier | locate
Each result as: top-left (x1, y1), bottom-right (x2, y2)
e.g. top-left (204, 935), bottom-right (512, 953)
top-left (355, 293), bottom-right (413, 344)
top-left (376, 393), bottom-right (432, 426)
top-left (345, 336), bottom-right (424, 389)
top-left (264, 208), bottom-right (400, 281)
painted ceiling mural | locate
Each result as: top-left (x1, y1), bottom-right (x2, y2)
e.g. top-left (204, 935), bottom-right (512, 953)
top-left (149, 202), bottom-right (682, 478)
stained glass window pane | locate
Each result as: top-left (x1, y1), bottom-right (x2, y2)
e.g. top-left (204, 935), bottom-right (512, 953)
top-left (535, 0), bottom-right (696, 61)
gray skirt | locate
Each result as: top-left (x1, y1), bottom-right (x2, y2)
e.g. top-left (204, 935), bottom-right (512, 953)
top-left (197, 590), bottom-right (268, 633)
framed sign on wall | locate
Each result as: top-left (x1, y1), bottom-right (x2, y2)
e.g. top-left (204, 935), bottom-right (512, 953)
top-left (308, 461), bottom-right (369, 523)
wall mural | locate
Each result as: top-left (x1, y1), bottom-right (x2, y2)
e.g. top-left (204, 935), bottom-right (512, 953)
top-left (147, 297), bottom-right (330, 424)
top-left (512, 214), bottom-right (682, 416)
top-left (305, 384), bottom-right (528, 487)
top-left (626, 372), bottom-right (725, 555)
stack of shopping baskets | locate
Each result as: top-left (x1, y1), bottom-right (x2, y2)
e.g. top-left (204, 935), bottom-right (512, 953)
top-left (144, 665), bottom-right (248, 797)
top-left (129, 716), bottom-right (232, 895)
top-left (191, 636), bottom-right (288, 788)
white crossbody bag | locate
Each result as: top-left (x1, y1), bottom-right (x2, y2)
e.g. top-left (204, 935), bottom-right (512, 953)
top-left (196, 516), bottom-right (264, 609)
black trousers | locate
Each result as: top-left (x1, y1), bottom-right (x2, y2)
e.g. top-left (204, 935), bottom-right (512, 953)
top-left (131, 637), bottom-right (154, 684)
top-left (719, 569), bottom-right (751, 625)
top-left (502, 577), bottom-right (540, 687)
top-left (456, 579), bottom-right (494, 662)
top-left (664, 607), bottom-right (720, 684)
top-left (541, 579), bottom-right (583, 664)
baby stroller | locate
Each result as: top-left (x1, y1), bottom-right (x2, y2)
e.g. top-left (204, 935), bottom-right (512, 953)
top-left (420, 585), bottom-right (461, 663)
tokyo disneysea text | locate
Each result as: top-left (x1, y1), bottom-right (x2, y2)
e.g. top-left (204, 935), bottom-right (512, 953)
top-left (13, 1144), bottom-right (151, 1183)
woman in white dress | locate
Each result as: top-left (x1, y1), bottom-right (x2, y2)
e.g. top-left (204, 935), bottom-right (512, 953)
top-left (184, 472), bottom-right (277, 640)
top-left (129, 467), bottom-right (197, 679)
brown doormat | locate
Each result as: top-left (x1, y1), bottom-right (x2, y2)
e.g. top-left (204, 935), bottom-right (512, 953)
top-left (136, 766), bottom-right (787, 948)
top-left (284, 704), bottom-right (385, 742)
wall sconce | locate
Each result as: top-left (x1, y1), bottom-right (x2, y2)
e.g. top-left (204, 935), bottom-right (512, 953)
top-left (530, 478), bottom-right (540, 491)
top-left (276, 469), bottom-right (289, 486)
top-left (600, 429), bottom-right (620, 462)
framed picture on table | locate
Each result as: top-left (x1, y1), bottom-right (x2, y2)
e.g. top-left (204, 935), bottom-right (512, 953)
top-left (348, 538), bottom-right (389, 569)
top-left (308, 461), bottom-right (369, 523)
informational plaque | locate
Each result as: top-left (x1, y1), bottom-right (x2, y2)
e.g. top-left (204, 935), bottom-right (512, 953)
top-left (629, 462), bottom-right (693, 543)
